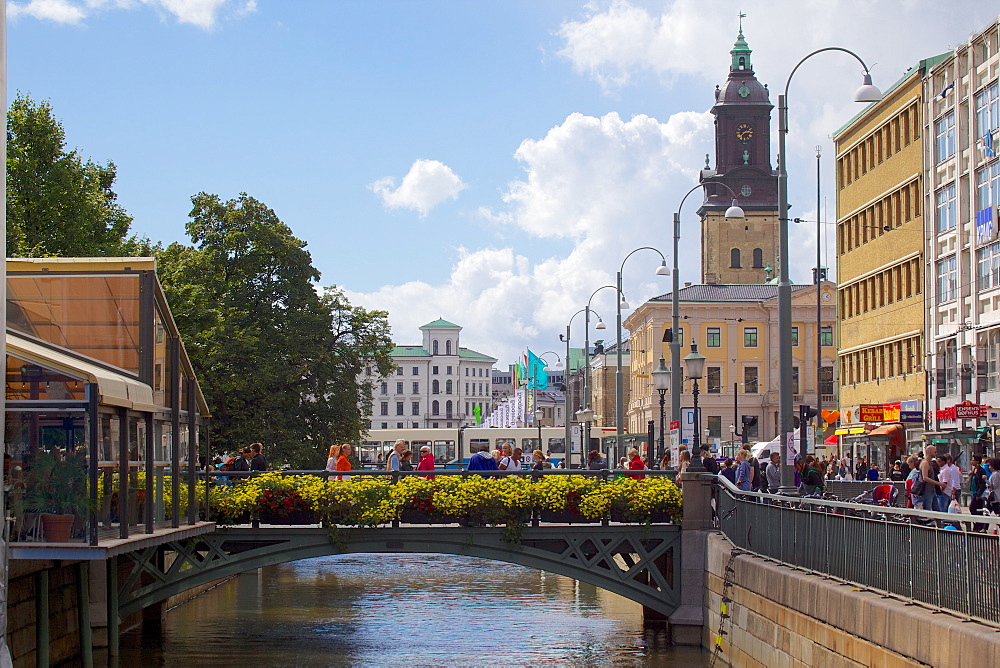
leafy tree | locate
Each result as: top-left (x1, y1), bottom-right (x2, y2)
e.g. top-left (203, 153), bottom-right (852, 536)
top-left (157, 192), bottom-right (394, 467)
top-left (6, 93), bottom-right (150, 256)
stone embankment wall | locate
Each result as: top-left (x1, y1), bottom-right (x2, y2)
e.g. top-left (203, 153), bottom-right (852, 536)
top-left (704, 533), bottom-right (1000, 668)
top-left (6, 560), bottom-right (83, 667)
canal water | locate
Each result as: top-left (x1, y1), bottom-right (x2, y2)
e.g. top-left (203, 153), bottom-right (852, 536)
top-left (119, 553), bottom-right (713, 666)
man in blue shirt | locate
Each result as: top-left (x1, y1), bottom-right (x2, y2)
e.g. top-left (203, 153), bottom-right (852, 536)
top-left (467, 444), bottom-right (498, 476)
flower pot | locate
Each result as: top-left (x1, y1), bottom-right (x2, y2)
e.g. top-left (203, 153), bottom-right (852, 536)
top-left (258, 509), bottom-right (316, 525)
top-left (41, 513), bottom-right (76, 543)
top-left (538, 509), bottom-right (598, 524)
top-left (400, 510), bottom-right (451, 524)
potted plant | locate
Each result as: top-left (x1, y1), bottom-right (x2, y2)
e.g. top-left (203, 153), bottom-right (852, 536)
top-left (24, 449), bottom-right (92, 543)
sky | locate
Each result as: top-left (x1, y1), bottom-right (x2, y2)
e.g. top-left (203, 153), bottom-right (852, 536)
top-left (7, 0), bottom-right (998, 369)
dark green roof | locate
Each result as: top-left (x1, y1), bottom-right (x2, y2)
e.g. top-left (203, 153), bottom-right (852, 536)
top-left (458, 347), bottom-right (496, 361)
top-left (420, 318), bottom-right (461, 329)
top-left (391, 346), bottom-right (431, 358)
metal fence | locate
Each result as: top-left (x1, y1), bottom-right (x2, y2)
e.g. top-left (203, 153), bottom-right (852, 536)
top-left (715, 476), bottom-right (1000, 626)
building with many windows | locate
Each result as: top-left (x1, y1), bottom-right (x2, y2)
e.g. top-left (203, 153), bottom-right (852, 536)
top-left (833, 56), bottom-right (942, 440)
top-left (366, 319), bottom-right (496, 431)
top-left (923, 18), bottom-right (1000, 438)
top-left (624, 282), bottom-right (836, 446)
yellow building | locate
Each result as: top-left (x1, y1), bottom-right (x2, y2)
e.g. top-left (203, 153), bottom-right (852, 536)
top-left (833, 56), bottom-right (943, 423)
top-left (624, 282), bottom-right (836, 449)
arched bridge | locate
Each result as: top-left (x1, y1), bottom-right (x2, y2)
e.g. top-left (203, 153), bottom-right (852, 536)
top-left (115, 524), bottom-right (681, 619)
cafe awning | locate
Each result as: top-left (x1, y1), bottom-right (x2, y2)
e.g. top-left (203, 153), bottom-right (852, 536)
top-left (7, 331), bottom-right (156, 411)
top-left (869, 422), bottom-right (905, 449)
top-left (835, 427), bottom-right (867, 435)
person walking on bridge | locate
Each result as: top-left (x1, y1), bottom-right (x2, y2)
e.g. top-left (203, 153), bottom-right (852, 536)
top-left (467, 443), bottom-right (498, 476)
top-left (417, 445), bottom-right (436, 479)
top-left (919, 445), bottom-right (945, 511)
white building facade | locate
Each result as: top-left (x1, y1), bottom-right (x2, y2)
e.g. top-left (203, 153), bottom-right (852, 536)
top-left (367, 319), bottom-right (497, 431)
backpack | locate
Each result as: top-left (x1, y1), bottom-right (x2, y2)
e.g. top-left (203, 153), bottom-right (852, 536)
top-left (910, 470), bottom-right (925, 497)
top-left (220, 457), bottom-right (237, 471)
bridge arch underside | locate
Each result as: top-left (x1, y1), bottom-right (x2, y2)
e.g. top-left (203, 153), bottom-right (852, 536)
top-left (117, 525), bottom-right (681, 619)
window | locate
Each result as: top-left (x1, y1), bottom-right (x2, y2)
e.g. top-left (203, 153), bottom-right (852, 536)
top-left (791, 327), bottom-right (799, 347)
top-left (980, 241), bottom-right (1000, 290)
top-left (744, 367), bottom-right (758, 394)
top-left (432, 400), bottom-right (440, 415)
top-left (937, 255), bottom-right (957, 302)
top-left (446, 340), bottom-right (452, 355)
top-left (820, 326), bottom-right (833, 347)
top-left (397, 422), bottom-right (404, 429)
top-left (396, 402), bottom-right (404, 416)
top-left (707, 367), bottom-right (722, 394)
top-left (432, 340), bottom-right (439, 355)
top-left (432, 380), bottom-right (440, 394)
top-left (791, 367), bottom-right (800, 395)
top-left (707, 415), bottom-right (722, 438)
top-left (446, 366), bottom-right (453, 374)
top-left (465, 382), bottom-right (469, 394)
top-left (976, 162), bottom-right (1000, 210)
top-left (465, 368), bottom-right (469, 376)
top-left (432, 366), bottom-right (439, 375)
top-left (743, 327), bottom-right (758, 347)
top-left (446, 380), bottom-right (453, 394)
top-left (412, 367), bottom-right (419, 375)
top-left (752, 248), bottom-right (763, 268)
top-left (742, 415), bottom-right (759, 441)
top-left (381, 423), bottom-right (388, 430)
top-left (944, 339), bottom-right (958, 395)
top-left (446, 400), bottom-right (453, 417)
top-left (412, 402), bottom-right (420, 416)
top-left (396, 382), bottom-right (403, 394)
top-left (707, 327), bottom-right (721, 347)
top-left (975, 82), bottom-right (999, 142)
top-left (935, 112), bottom-right (955, 162)
top-left (820, 367), bottom-right (834, 395)
top-left (396, 368), bottom-right (403, 376)
top-left (380, 402), bottom-right (388, 416)
top-left (412, 382), bottom-right (419, 394)
top-left (380, 382), bottom-right (388, 395)
top-left (730, 248), bottom-right (741, 268)
top-left (936, 183), bottom-right (957, 233)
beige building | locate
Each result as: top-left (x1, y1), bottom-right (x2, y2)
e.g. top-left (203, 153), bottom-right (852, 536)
top-left (833, 57), bottom-right (940, 420)
top-left (587, 341), bottom-right (630, 429)
top-left (625, 282), bottom-right (836, 447)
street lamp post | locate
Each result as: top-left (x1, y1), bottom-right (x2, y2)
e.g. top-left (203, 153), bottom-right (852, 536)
top-left (578, 285), bottom-right (625, 465)
top-left (776, 48), bottom-right (881, 494)
top-left (651, 355), bottom-right (671, 468)
top-left (563, 308), bottom-right (605, 468)
top-left (671, 183), bottom-right (744, 469)
top-left (616, 248), bottom-right (669, 465)
top-left (535, 351), bottom-right (562, 453)
top-left (535, 407), bottom-right (544, 450)
top-left (684, 342), bottom-right (707, 464)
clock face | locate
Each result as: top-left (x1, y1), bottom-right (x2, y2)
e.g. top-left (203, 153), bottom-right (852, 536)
top-left (822, 292), bottom-right (832, 302)
top-left (736, 124), bottom-right (754, 142)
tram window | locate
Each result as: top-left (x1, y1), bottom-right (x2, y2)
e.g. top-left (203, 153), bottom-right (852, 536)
top-left (469, 439), bottom-right (490, 454)
top-left (547, 438), bottom-right (565, 453)
top-left (522, 438), bottom-right (540, 451)
top-left (433, 440), bottom-right (456, 463)
top-left (411, 440), bottom-right (431, 454)
top-left (496, 438), bottom-right (515, 451)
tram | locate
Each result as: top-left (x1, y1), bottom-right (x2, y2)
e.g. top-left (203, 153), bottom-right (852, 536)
top-left (357, 427), bottom-right (568, 467)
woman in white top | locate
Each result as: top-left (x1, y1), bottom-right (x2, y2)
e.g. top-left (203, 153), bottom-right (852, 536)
top-left (325, 444), bottom-right (341, 480)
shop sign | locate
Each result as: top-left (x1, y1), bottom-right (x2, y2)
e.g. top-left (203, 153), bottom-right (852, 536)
top-left (977, 206), bottom-right (997, 244)
top-left (988, 409), bottom-right (1000, 426)
top-left (901, 399), bottom-right (922, 412)
top-left (936, 401), bottom-right (988, 420)
top-left (859, 404), bottom-right (884, 422)
top-left (899, 410), bottom-right (924, 424)
top-left (882, 402), bottom-right (901, 421)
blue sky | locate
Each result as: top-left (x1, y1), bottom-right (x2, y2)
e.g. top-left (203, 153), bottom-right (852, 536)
top-left (8, 0), bottom-right (997, 367)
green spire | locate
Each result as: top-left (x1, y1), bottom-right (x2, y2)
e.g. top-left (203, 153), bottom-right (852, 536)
top-left (730, 24), bottom-right (752, 72)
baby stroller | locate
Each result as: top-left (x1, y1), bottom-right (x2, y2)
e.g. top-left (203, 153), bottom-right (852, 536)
top-left (871, 484), bottom-right (899, 507)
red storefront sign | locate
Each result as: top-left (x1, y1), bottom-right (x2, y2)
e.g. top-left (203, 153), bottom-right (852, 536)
top-left (936, 401), bottom-right (988, 421)
top-left (859, 404), bottom-right (884, 422)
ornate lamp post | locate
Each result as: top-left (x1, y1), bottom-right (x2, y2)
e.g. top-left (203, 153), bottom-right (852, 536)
top-left (615, 248), bottom-right (669, 462)
top-left (775, 48), bottom-right (881, 493)
top-left (684, 342), bottom-right (707, 470)
top-left (651, 355), bottom-right (671, 468)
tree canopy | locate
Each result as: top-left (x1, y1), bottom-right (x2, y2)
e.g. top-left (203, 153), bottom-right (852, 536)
top-left (6, 93), bottom-right (149, 256)
top-left (157, 193), bottom-right (395, 467)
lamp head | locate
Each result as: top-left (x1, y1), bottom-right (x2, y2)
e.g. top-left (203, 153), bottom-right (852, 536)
top-left (725, 199), bottom-right (745, 219)
top-left (596, 319), bottom-right (607, 330)
top-left (854, 72), bottom-right (882, 103)
top-left (683, 342), bottom-right (707, 379)
top-left (651, 355), bottom-right (671, 391)
top-left (575, 407), bottom-right (595, 422)
top-left (655, 260), bottom-right (670, 276)
top-left (619, 298), bottom-right (630, 310)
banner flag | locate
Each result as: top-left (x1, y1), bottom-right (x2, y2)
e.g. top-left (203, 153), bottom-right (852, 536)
top-left (527, 349), bottom-right (549, 390)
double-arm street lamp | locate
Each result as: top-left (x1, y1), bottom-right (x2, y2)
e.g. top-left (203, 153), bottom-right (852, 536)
top-left (684, 342), bottom-right (707, 459)
top-left (650, 356), bottom-right (671, 466)
top-left (616, 248), bottom-right (670, 463)
top-left (671, 183), bottom-right (744, 473)
top-left (775, 49), bottom-right (881, 493)
top-left (562, 307), bottom-right (606, 467)
top-left (576, 284), bottom-right (626, 465)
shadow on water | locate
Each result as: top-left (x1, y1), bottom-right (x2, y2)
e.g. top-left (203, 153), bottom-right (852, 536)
top-left (117, 553), bottom-right (712, 667)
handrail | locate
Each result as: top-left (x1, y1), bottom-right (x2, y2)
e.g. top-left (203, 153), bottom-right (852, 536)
top-left (201, 468), bottom-right (679, 479)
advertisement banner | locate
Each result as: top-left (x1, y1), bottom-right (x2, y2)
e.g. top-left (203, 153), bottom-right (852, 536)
top-left (859, 404), bottom-right (884, 422)
top-left (785, 432), bottom-right (797, 465)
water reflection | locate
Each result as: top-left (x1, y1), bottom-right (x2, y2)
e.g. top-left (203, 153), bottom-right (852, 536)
top-left (120, 553), bottom-right (710, 666)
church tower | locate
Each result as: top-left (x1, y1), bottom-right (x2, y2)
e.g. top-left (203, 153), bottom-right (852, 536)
top-left (699, 25), bottom-right (779, 284)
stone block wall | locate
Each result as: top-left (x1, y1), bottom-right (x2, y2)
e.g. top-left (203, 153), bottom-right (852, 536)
top-left (7, 560), bottom-right (83, 667)
top-left (704, 533), bottom-right (1000, 668)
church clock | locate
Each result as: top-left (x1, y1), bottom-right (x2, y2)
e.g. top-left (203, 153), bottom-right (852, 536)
top-left (735, 123), bottom-right (754, 142)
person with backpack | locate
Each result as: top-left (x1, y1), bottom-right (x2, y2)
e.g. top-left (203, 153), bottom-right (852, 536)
top-left (800, 457), bottom-right (825, 496)
top-left (467, 443), bottom-right (498, 476)
top-left (386, 440), bottom-right (406, 471)
top-left (969, 454), bottom-right (989, 531)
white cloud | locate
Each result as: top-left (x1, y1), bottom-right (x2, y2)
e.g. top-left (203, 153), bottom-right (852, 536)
top-left (9, 0), bottom-right (254, 29)
top-left (351, 110), bottom-right (710, 364)
top-left (9, 0), bottom-right (87, 23)
top-left (369, 159), bottom-right (467, 217)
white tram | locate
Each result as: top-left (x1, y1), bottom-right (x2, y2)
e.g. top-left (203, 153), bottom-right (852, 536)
top-left (357, 427), bottom-right (568, 467)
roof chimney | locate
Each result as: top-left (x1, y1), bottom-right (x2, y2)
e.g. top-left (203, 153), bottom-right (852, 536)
top-left (684, 282), bottom-right (693, 287)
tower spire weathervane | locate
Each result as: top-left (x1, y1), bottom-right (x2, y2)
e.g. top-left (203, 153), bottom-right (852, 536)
top-left (738, 11), bottom-right (746, 33)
